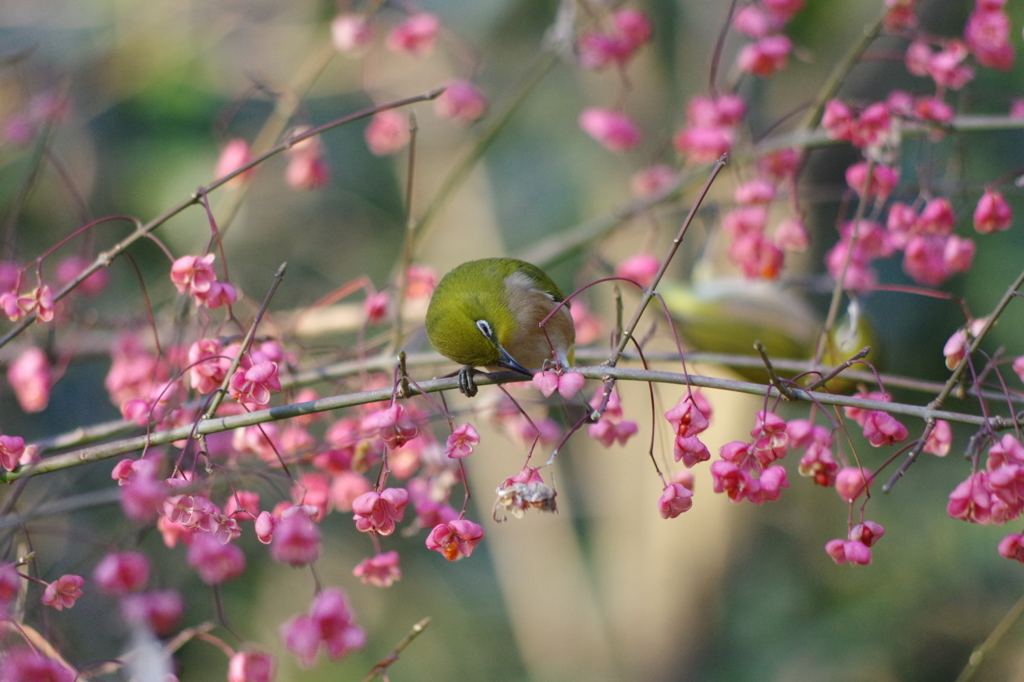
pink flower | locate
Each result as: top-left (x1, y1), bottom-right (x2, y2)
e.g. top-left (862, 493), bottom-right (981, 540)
top-left (665, 395), bottom-right (711, 438)
top-left (825, 539), bottom-right (872, 565)
top-left (748, 465), bottom-right (789, 504)
top-left (734, 5), bottom-right (771, 37)
top-left (735, 179), bottom-right (777, 205)
top-left (120, 589), bottom-right (184, 634)
top-left (923, 420), bottom-right (952, 457)
top-left (579, 108), bottom-right (642, 152)
top-left (120, 458), bottom-right (168, 523)
top-left (426, 519), bottom-right (485, 561)
top-left (282, 614), bottom-right (321, 668)
top-left (228, 360), bottom-right (281, 407)
top-left (435, 80), bottom-right (488, 125)
top-left (631, 164), bottom-right (677, 198)
top-left (171, 254), bottom-right (217, 298)
top-left (93, 551), bottom-right (149, 595)
top-left (0, 563), bottom-right (21, 605)
top-left (8, 346), bottom-right (51, 413)
top-left (737, 34), bottom-right (792, 78)
top-left (353, 550), bottom-right (402, 587)
top-left (850, 520), bottom-right (885, 547)
top-left (927, 41), bottom-right (974, 90)
top-left (883, 0), bottom-right (916, 31)
top-left (187, 533), bottom-right (246, 584)
top-left (286, 153), bottom-right (331, 190)
top-left (916, 197), bottom-right (956, 234)
top-left (255, 511), bottom-right (276, 544)
top-left (798, 443), bottom-right (838, 487)
top-left (674, 125), bottom-right (735, 164)
top-left (612, 8), bottom-right (653, 48)
top-left (365, 110), bottom-right (410, 156)
top-left (974, 189), bottom-right (1012, 233)
top-left (672, 434), bottom-right (710, 468)
top-left (658, 482), bottom-right (693, 518)
top-left (0, 435), bottom-right (26, 472)
top-left (862, 411), bottom-right (908, 447)
top-left (445, 423), bottom-right (480, 459)
top-left (331, 14), bottom-right (371, 53)
top-left (215, 139), bottom-right (253, 186)
top-left (822, 100), bottom-right (854, 140)
top-left (352, 488), bottom-right (409, 536)
top-left (834, 467), bottom-right (874, 502)
top-left (998, 533), bottom-right (1024, 563)
top-left (271, 512), bottom-right (321, 566)
top-left (947, 471), bottom-right (992, 524)
top-left (587, 418), bottom-right (639, 447)
top-left (56, 255), bottom-right (108, 296)
top-left (228, 650), bottom-right (277, 682)
top-left (362, 403), bottom-right (419, 449)
top-left (42, 574), bottom-right (84, 610)
top-left (532, 369), bottom-right (584, 399)
top-left (616, 253), bottom-right (660, 288)
top-left (0, 651), bottom-right (75, 682)
top-left (386, 13), bottom-right (439, 57)
top-left (943, 235), bottom-right (975, 273)
top-left (845, 161), bottom-right (899, 200)
top-left (966, 8), bottom-right (1014, 70)
top-left (774, 218), bottom-right (809, 251)
top-left (903, 235), bottom-right (950, 286)
top-left (311, 587), bottom-right (367, 660)
top-left (915, 96), bottom-right (954, 125)
top-left (710, 460), bottom-right (755, 502)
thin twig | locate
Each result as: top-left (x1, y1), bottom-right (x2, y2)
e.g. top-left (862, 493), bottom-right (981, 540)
top-left (362, 617), bottom-right (432, 682)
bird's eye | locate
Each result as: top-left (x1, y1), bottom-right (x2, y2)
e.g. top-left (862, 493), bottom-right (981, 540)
top-left (475, 319), bottom-right (494, 341)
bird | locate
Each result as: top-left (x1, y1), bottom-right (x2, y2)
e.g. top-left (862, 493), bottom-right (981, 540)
top-left (425, 258), bottom-right (575, 396)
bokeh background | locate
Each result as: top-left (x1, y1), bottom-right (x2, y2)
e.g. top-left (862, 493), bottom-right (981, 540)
top-left (3, 0), bottom-right (1024, 680)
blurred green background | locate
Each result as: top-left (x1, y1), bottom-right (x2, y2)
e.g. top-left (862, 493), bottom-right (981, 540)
top-left (3, 0), bottom-right (1024, 680)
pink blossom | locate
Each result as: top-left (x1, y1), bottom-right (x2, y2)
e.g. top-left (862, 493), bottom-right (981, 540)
top-left (845, 161), bottom-right (898, 200)
top-left (120, 458), bottom-right (168, 522)
top-left (120, 589), bottom-right (184, 634)
top-left (834, 467), bottom-right (873, 502)
top-left (426, 519), bottom-right (485, 561)
top-left (723, 205), bottom-right (768, 238)
top-left (353, 550), bottom-right (402, 587)
top-left (735, 179), bottom-right (777, 206)
top-left (588, 418), bottom-right (639, 447)
top-left (966, 9), bottom-right (1014, 70)
top-left (737, 34), bottom-right (792, 78)
top-left (435, 80), bottom-right (487, 125)
top-left (532, 369), bottom-right (585, 399)
top-left (386, 13), bottom-right (439, 57)
top-left (311, 587), bottom-right (367, 660)
top-left (579, 108), bottom-right (642, 152)
top-left (0, 651), bottom-right (75, 682)
top-left (331, 14), bottom-right (371, 53)
top-left (187, 338), bottom-right (230, 394)
top-left (612, 8), bottom-right (653, 48)
top-left (665, 395), bottom-right (711, 438)
top-left (757, 148), bottom-right (800, 182)
top-left (352, 488), bottom-right (409, 536)
top-left (883, 0), bottom-right (916, 31)
top-left (720, 440), bottom-right (756, 471)
top-left (0, 563), bottom-right (21, 605)
top-left (748, 465), bottom-right (788, 504)
top-left (570, 300), bottom-right (603, 345)
top-left (989, 434), bottom-right (1024, 469)
top-left (330, 471), bottom-right (372, 512)
top-left (8, 346), bottom-right (51, 413)
top-left (228, 650), bottom-right (276, 682)
top-left (914, 96), bottom-right (954, 125)
top-left (927, 41), bottom-right (974, 90)
top-left (916, 197), bottom-right (956, 234)
top-left (862, 411), bottom-right (908, 447)
top-left (228, 360), bottom-right (281, 406)
top-left (943, 235), bottom-right (975, 273)
top-left (974, 189), bottom-right (1012, 233)
top-left (56, 255), bottom-right (108, 296)
top-left (903, 234), bottom-right (950, 286)
top-left (270, 512), bottom-right (321, 566)
top-left (658, 482), bottom-right (694, 518)
top-left (943, 317), bottom-right (987, 370)
top-left (281, 614), bottom-right (322, 668)
top-left (254, 511), bottom-right (276, 544)
top-left (825, 538), bottom-right (872, 565)
top-left (775, 218), bottom-right (809, 251)
top-left (850, 102), bottom-right (891, 148)
top-left (631, 164), bottom-right (677, 198)
top-left (850, 520), bottom-right (885, 547)
top-left (763, 0), bottom-right (804, 23)
top-left (998, 533), bottom-right (1024, 563)
top-left (215, 139), bottom-right (253, 186)
top-left (171, 254), bottom-right (217, 298)
top-left (798, 443), bottom-right (838, 487)
top-left (947, 471), bottom-right (992, 524)
top-left (616, 253), bottom-right (660, 288)
top-left (10, 285), bottom-right (55, 322)
top-left (93, 551), bottom-right (149, 595)
top-left (730, 233), bottom-right (785, 280)
top-left (365, 110), bottom-right (410, 156)
top-left (822, 99), bottom-right (854, 140)
top-left (923, 420), bottom-right (952, 457)
top-left (673, 434), bottom-right (710, 467)
top-left (674, 125), bottom-right (735, 164)
top-left (187, 533), bottom-right (246, 584)
top-left (734, 5), bottom-right (771, 37)
top-left (710, 459), bottom-right (755, 502)
top-left (1010, 99), bottom-right (1024, 118)
top-left (286, 153), bottom-right (331, 190)
top-left (445, 423), bottom-right (480, 459)
top-left (362, 403), bottom-right (419, 448)
top-left (0, 435), bottom-right (26, 472)
top-left (42, 574), bottom-right (84, 610)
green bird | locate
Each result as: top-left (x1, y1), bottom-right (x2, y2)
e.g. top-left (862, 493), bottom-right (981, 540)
top-left (426, 258), bottom-right (575, 396)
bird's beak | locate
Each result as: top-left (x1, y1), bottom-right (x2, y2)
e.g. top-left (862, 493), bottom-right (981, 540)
top-left (497, 347), bottom-right (535, 376)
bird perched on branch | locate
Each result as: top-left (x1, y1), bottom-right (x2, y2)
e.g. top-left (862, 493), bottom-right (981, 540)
top-left (426, 258), bottom-right (575, 396)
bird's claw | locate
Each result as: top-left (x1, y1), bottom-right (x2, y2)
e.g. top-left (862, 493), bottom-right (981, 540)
top-left (457, 366), bottom-right (479, 398)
